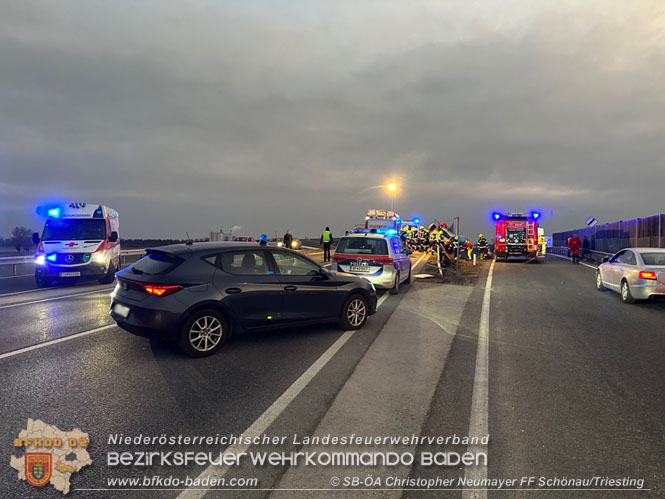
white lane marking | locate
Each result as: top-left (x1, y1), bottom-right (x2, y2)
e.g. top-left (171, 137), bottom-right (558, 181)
top-left (0, 283), bottom-right (104, 298)
top-left (0, 287), bottom-right (114, 310)
top-left (177, 329), bottom-right (355, 499)
top-left (462, 258), bottom-right (495, 499)
top-left (0, 324), bottom-right (116, 361)
top-left (176, 257), bottom-right (429, 499)
top-left (548, 252), bottom-right (598, 269)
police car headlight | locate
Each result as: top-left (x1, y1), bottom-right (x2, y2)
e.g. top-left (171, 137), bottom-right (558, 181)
top-left (35, 254), bottom-right (45, 265)
top-left (92, 250), bottom-right (109, 263)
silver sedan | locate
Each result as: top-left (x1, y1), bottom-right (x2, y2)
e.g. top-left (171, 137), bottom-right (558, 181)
top-left (596, 248), bottom-right (665, 303)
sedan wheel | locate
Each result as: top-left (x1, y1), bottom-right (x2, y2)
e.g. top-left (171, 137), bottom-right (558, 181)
top-left (596, 271), bottom-right (606, 291)
top-left (178, 309), bottom-right (228, 357)
top-left (621, 280), bottom-right (636, 304)
top-left (338, 294), bottom-right (368, 330)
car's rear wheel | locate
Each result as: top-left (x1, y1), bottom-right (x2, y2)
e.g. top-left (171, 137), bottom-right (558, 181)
top-left (621, 280), bottom-right (636, 304)
top-left (178, 309), bottom-right (229, 357)
top-left (338, 294), bottom-right (368, 330)
top-left (389, 272), bottom-right (400, 295)
top-left (596, 271), bottom-right (606, 291)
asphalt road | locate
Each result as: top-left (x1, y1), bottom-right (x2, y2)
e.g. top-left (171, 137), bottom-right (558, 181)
top-left (1, 254), bottom-right (663, 497)
top-left (407, 255), bottom-right (665, 498)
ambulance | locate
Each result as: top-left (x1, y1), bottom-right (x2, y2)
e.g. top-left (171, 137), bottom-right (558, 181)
top-left (32, 203), bottom-right (120, 287)
top-left (364, 209), bottom-right (402, 233)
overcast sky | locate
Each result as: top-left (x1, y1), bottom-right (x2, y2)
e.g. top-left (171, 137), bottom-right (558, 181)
top-left (1, 1), bottom-right (664, 239)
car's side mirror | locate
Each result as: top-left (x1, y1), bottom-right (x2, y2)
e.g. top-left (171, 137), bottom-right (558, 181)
top-left (602, 257), bottom-right (609, 263)
top-left (109, 231), bottom-right (119, 243)
top-left (32, 232), bottom-right (40, 245)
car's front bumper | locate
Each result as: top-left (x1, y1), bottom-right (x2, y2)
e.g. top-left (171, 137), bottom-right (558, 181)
top-left (36, 262), bottom-right (109, 279)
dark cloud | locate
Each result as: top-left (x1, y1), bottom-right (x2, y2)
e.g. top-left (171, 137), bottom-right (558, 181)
top-left (1, 1), bottom-right (664, 239)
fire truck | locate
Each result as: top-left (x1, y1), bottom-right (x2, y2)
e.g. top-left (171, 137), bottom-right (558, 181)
top-left (493, 212), bottom-right (540, 262)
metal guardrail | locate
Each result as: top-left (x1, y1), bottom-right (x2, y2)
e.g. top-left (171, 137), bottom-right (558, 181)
top-left (547, 246), bottom-right (612, 263)
top-left (0, 249), bottom-right (147, 276)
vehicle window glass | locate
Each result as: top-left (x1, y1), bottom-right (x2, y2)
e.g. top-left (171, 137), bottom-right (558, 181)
top-left (610, 251), bottom-right (625, 263)
top-left (640, 253), bottom-right (665, 266)
top-left (132, 251), bottom-right (182, 275)
top-left (272, 252), bottom-right (320, 276)
top-left (218, 251), bottom-right (271, 275)
top-left (42, 218), bottom-right (106, 241)
top-left (390, 237), bottom-right (402, 255)
top-left (335, 237), bottom-right (388, 255)
top-left (625, 252), bottom-right (636, 265)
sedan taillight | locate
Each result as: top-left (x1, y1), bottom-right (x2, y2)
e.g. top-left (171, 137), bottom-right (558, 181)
top-left (639, 271), bottom-right (657, 280)
top-left (142, 284), bottom-right (183, 296)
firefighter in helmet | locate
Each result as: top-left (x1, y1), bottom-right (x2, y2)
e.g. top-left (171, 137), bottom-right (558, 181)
top-left (477, 234), bottom-right (488, 260)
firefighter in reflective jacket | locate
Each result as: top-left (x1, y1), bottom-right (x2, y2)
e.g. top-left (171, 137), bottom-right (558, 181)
top-left (477, 234), bottom-right (488, 259)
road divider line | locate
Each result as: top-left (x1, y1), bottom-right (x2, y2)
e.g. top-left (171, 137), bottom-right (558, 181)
top-left (0, 287), bottom-right (114, 310)
top-left (0, 324), bottom-right (116, 361)
top-left (462, 258), bottom-right (495, 499)
top-left (548, 252), bottom-right (598, 269)
top-left (178, 252), bottom-right (427, 499)
top-left (0, 273), bottom-right (34, 280)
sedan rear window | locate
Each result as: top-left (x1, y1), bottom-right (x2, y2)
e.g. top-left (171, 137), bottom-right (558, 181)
top-left (640, 252), bottom-right (665, 266)
top-left (131, 251), bottom-right (182, 275)
top-left (336, 237), bottom-right (388, 255)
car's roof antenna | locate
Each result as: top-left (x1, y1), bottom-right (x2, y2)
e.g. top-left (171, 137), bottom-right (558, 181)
top-left (185, 232), bottom-right (193, 246)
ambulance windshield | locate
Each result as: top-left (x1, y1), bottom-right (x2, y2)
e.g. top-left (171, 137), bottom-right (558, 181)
top-left (42, 218), bottom-right (106, 241)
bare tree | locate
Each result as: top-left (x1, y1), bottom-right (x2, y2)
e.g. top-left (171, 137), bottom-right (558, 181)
top-left (11, 226), bottom-right (32, 252)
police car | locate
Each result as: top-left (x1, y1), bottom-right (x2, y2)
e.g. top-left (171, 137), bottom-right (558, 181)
top-left (331, 231), bottom-right (412, 294)
top-left (32, 203), bottom-right (120, 287)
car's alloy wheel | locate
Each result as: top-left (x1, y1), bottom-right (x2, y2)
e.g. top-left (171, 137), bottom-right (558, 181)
top-left (596, 272), bottom-right (605, 291)
top-left (621, 281), bottom-right (635, 304)
top-left (178, 309), bottom-right (229, 357)
top-left (338, 294), bottom-right (368, 330)
top-left (189, 315), bottom-right (224, 352)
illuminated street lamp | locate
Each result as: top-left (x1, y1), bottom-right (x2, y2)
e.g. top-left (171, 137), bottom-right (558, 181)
top-left (387, 183), bottom-right (398, 211)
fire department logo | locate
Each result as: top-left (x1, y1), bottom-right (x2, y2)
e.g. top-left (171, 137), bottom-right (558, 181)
top-left (65, 254), bottom-right (75, 263)
top-left (25, 453), bottom-right (52, 487)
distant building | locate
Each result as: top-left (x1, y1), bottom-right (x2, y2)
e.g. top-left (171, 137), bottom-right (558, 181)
top-left (209, 231), bottom-right (229, 242)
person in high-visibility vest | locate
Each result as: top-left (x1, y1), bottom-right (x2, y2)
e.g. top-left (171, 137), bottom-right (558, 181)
top-left (320, 227), bottom-right (334, 262)
top-left (466, 240), bottom-right (473, 260)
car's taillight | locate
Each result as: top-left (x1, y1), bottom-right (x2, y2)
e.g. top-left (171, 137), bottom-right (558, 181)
top-left (373, 256), bottom-right (394, 265)
top-left (639, 271), bottom-right (657, 280)
top-left (332, 254), bottom-right (345, 262)
top-left (142, 284), bottom-right (183, 296)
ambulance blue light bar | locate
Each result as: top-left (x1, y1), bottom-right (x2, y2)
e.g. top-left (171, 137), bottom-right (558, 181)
top-left (47, 207), bottom-right (61, 218)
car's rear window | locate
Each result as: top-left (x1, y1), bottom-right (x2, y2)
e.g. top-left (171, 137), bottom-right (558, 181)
top-left (640, 252), bottom-right (665, 266)
top-left (336, 237), bottom-right (388, 255)
top-left (131, 251), bottom-right (183, 275)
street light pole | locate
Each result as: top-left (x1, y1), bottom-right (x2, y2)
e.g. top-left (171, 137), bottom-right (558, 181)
top-left (387, 183), bottom-right (397, 211)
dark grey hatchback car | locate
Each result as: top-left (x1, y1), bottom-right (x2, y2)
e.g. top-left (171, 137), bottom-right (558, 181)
top-left (110, 242), bottom-right (378, 356)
